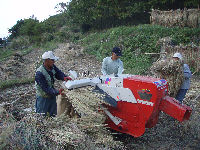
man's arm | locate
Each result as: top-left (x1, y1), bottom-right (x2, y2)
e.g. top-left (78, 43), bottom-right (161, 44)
top-left (53, 65), bottom-right (66, 80)
top-left (118, 60), bottom-right (124, 75)
top-left (35, 71), bottom-right (59, 96)
top-left (183, 64), bottom-right (192, 79)
top-left (101, 58), bottom-right (107, 76)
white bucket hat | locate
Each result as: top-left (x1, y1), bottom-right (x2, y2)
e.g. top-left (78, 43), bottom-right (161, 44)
top-left (173, 52), bottom-right (182, 60)
top-left (42, 51), bottom-right (59, 61)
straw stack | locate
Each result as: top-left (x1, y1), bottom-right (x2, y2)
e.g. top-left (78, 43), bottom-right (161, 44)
top-left (151, 58), bottom-right (184, 97)
top-left (156, 36), bottom-right (200, 74)
top-left (150, 9), bottom-right (200, 28)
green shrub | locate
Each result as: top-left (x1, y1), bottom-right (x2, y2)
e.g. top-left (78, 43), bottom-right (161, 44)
top-left (0, 78), bottom-right (34, 90)
top-left (0, 49), bottom-right (14, 61)
top-left (9, 36), bottom-right (30, 50)
top-left (40, 41), bottom-right (59, 53)
top-left (55, 26), bottom-right (82, 43)
top-left (41, 33), bottom-right (54, 43)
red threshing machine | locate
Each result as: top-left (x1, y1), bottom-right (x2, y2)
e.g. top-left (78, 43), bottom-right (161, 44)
top-left (63, 74), bottom-right (192, 137)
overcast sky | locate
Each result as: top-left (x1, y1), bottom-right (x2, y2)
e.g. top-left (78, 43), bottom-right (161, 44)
top-left (0, 0), bottom-right (70, 38)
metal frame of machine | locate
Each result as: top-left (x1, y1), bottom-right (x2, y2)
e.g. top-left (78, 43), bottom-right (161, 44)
top-left (63, 74), bottom-right (192, 137)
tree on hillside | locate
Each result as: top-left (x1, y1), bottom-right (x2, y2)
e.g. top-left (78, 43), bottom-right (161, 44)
top-left (55, 2), bottom-right (69, 13)
top-left (8, 19), bottom-right (24, 39)
top-left (19, 18), bottom-right (42, 37)
top-left (42, 13), bottom-right (68, 33)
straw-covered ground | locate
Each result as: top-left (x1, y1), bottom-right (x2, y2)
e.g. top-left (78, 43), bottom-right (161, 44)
top-left (0, 43), bottom-right (199, 149)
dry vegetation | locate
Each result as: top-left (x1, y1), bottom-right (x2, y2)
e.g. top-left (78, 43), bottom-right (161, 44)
top-left (151, 9), bottom-right (200, 28)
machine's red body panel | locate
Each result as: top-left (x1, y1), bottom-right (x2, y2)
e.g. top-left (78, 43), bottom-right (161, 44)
top-left (104, 75), bottom-right (192, 137)
top-left (159, 96), bottom-right (192, 122)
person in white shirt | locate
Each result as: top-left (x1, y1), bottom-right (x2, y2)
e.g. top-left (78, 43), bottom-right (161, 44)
top-left (101, 47), bottom-right (123, 77)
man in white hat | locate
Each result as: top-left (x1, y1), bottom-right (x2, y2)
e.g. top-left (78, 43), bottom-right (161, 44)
top-left (35, 51), bottom-right (72, 116)
top-left (173, 52), bottom-right (192, 104)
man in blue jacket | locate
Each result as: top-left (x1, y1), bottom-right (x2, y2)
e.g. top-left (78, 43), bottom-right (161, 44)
top-left (173, 52), bottom-right (192, 104)
top-left (35, 51), bottom-right (72, 116)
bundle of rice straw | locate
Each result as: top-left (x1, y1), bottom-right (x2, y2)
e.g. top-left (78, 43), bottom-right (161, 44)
top-left (150, 58), bottom-right (184, 97)
top-left (52, 86), bottom-right (123, 149)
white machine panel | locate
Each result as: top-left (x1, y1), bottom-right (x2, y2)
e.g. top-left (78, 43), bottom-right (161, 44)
top-left (97, 84), bottom-right (137, 103)
top-left (63, 77), bottom-right (101, 89)
top-left (64, 78), bottom-right (92, 89)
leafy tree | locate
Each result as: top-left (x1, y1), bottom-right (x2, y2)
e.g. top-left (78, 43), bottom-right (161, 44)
top-left (42, 13), bottom-right (68, 33)
top-left (8, 19), bottom-right (25, 39)
top-left (19, 18), bottom-right (42, 36)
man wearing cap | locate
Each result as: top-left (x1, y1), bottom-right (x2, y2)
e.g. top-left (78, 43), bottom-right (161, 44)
top-left (35, 51), bottom-right (72, 116)
top-left (173, 52), bottom-right (192, 104)
top-left (101, 47), bottom-right (123, 77)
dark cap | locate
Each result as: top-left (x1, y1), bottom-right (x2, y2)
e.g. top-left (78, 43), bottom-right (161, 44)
top-left (112, 47), bottom-right (122, 56)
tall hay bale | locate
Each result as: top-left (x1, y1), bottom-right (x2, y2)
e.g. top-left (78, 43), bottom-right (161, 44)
top-left (150, 9), bottom-right (200, 28)
top-left (182, 9), bottom-right (189, 27)
top-left (187, 9), bottom-right (199, 28)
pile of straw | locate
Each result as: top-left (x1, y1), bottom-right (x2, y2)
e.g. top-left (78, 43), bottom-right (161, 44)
top-left (0, 107), bottom-right (16, 148)
top-left (52, 87), bottom-right (123, 149)
top-left (0, 87), bottom-right (124, 149)
top-left (150, 9), bottom-right (200, 28)
top-left (165, 44), bottom-right (199, 73)
top-left (156, 37), bottom-right (200, 74)
top-left (150, 58), bottom-right (184, 97)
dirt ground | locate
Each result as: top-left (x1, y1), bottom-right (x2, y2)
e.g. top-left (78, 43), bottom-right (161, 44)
top-left (0, 43), bottom-right (199, 149)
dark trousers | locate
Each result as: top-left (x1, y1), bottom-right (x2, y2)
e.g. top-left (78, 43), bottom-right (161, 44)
top-left (175, 89), bottom-right (188, 104)
top-left (35, 96), bottom-right (57, 117)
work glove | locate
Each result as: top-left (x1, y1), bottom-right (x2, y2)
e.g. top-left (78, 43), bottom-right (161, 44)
top-left (59, 88), bottom-right (65, 95)
top-left (64, 76), bottom-right (72, 81)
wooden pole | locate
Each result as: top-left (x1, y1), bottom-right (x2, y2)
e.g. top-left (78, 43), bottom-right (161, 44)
top-left (145, 52), bottom-right (167, 55)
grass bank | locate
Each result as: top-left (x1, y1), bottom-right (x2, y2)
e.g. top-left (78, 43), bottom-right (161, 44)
top-left (79, 24), bottom-right (200, 74)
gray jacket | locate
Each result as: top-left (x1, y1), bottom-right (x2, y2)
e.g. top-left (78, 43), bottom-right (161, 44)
top-left (181, 64), bottom-right (192, 89)
top-left (101, 57), bottom-right (123, 76)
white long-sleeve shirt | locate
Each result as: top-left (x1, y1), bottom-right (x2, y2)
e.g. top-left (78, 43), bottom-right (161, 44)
top-left (101, 57), bottom-right (123, 76)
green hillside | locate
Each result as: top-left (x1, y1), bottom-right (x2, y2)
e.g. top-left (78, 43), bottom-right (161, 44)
top-left (79, 24), bottom-right (200, 74)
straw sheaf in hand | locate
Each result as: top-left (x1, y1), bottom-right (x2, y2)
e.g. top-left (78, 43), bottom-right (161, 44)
top-left (151, 58), bottom-right (184, 97)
